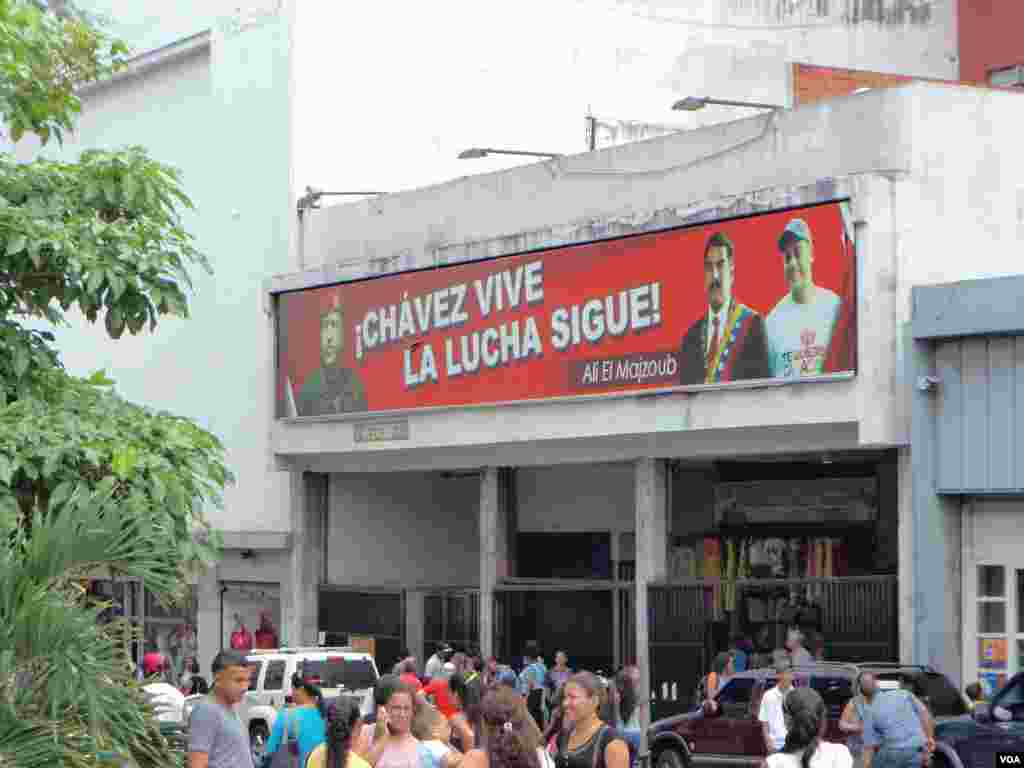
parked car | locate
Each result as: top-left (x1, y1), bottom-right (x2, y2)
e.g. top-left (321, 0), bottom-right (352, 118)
top-left (647, 662), bottom-right (969, 768)
top-left (931, 672), bottom-right (1024, 768)
top-left (241, 646), bottom-right (379, 762)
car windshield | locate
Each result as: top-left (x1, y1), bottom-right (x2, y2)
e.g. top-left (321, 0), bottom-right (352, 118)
top-left (300, 657), bottom-right (376, 691)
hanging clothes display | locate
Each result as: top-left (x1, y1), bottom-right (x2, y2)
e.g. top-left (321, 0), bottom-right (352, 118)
top-left (230, 618), bottom-right (253, 652)
top-left (254, 612), bottom-right (279, 650)
top-left (723, 539), bottom-right (738, 612)
top-left (685, 545), bottom-right (699, 580)
top-left (702, 537), bottom-right (722, 620)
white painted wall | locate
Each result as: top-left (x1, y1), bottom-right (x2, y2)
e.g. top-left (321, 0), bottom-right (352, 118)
top-left (516, 464), bottom-right (635, 532)
top-left (7, 4), bottom-right (298, 535)
top-left (326, 472), bottom-right (480, 586)
top-left (292, 0), bottom-right (957, 197)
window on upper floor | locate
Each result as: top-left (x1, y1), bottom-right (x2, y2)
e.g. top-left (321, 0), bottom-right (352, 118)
top-left (989, 65), bottom-right (1024, 89)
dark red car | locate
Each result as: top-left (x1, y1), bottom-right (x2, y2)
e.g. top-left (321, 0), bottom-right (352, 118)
top-left (648, 663), bottom-right (970, 768)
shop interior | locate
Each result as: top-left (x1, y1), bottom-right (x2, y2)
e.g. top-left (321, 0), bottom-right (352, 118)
top-left (497, 450), bottom-right (898, 696)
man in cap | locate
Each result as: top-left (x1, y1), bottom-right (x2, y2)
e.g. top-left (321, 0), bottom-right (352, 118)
top-left (765, 218), bottom-right (843, 379)
top-left (296, 295), bottom-right (369, 416)
top-left (424, 642), bottom-right (452, 683)
top-left (680, 232), bottom-right (770, 385)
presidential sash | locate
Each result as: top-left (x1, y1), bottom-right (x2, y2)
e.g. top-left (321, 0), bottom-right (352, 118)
top-left (704, 302), bottom-right (756, 384)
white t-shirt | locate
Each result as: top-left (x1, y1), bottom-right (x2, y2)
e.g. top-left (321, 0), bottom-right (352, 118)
top-left (766, 741), bottom-right (853, 768)
top-left (143, 682), bottom-right (185, 723)
top-left (759, 685), bottom-right (791, 751)
top-left (766, 287), bottom-right (842, 378)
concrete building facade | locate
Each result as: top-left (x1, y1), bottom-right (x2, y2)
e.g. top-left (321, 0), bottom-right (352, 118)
top-left (269, 83), bottom-right (1024, 720)
top-left (13, 0), bottom-right (1022, 698)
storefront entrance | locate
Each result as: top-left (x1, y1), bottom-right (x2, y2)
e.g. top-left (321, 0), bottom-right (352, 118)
top-left (495, 588), bottom-right (623, 673)
top-left (650, 451), bottom-right (900, 719)
top-left (964, 499), bottom-right (1024, 696)
top-left (424, 589), bottom-right (480, 662)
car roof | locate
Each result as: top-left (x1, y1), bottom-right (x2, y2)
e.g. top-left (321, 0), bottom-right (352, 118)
top-left (246, 647), bottom-right (375, 662)
top-left (729, 662), bottom-right (944, 681)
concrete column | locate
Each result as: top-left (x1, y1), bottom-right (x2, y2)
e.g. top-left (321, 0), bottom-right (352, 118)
top-left (284, 472), bottom-right (323, 648)
top-left (196, 566), bottom-right (221, 678)
top-left (635, 458), bottom-right (668, 755)
top-left (479, 468), bottom-right (505, 661)
top-left (908, 332), bottom-right (963, 680)
top-left (406, 591), bottom-right (426, 666)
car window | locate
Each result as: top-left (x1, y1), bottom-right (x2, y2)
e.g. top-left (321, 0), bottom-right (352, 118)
top-left (246, 660), bottom-right (265, 689)
top-left (923, 673), bottom-right (968, 717)
top-left (264, 660), bottom-right (286, 692)
top-left (811, 676), bottom-right (853, 718)
top-left (300, 656), bottom-right (377, 690)
top-left (717, 678), bottom-right (755, 704)
top-left (715, 677), bottom-right (756, 716)
top-left (995, 678), bottom-right (1024, 716)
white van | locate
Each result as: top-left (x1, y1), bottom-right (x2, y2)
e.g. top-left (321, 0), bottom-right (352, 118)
top-left (240, 646), bottom-right (379, 762)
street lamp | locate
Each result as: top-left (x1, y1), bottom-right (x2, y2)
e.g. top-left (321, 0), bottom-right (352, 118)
top-left (672, 96), bottom-right (785, 112)
top-left (297, 186), bottom-right (386, 213)
top-left (457, 147), bottom-right (563, 160)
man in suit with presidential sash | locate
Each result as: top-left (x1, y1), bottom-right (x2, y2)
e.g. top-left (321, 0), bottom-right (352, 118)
top-left (679, 232), bottom-right (771, 385)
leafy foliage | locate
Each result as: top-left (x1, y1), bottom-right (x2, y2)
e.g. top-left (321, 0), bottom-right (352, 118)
top-left (0, 369), bottom-right (228, 562)
top-left (0, 491), bottom-right (185, 767)
top-left (0, 1), bottom-right (233, 765)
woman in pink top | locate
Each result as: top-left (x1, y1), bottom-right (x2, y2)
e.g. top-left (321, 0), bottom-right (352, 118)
top-left (368, 682), bottom-right (422, 768)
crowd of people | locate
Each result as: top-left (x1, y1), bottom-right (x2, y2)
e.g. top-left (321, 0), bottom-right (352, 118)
top-left (186, 644), bottom-right (643, 768)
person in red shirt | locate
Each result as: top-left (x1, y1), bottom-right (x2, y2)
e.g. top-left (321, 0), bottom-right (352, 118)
top-left (423, 663), bottom-right (460, 718)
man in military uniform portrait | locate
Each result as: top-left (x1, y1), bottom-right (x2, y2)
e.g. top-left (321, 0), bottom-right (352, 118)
top-left (296, 296), bottom-right (369, 416)
top-left (680, 232), bottom-right (770, 385)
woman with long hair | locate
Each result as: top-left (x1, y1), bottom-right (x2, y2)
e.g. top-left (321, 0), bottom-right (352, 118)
top-left (264, 674), bottom-right (328, 768)
top-left (367, 681), bottom-right (424, 768)
top-left (555, 673), bottom-right (629, 768)
top-left (543, 685), bottom-right (567, 753)
top-left (307, 698), bottom-right (371, 768)
top-left (462, 685), bottom-right (554, 768)
top-left (767, 688), bottom-right (852, 768)
top-left (447, 673), bottom-right (477, 752)
top-left (612, 669), bottom-right (639, 730)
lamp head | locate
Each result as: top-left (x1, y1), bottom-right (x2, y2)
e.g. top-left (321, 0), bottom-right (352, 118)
top-left (457, 148), bottom-right (489, 159)
top-left (672, 96), bottom-right (707, 112)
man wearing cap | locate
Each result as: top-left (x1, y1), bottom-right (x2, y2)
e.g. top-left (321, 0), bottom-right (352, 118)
top-left (679, 232), bottom-right (770, 385)
top-left (424, 642), bottom-right (452, 683)
top-left (296, 296), bottom-right (369, 416)
top-left (765, 219), bottom-right (843, 379)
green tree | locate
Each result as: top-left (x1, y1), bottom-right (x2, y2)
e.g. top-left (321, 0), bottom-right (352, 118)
top-left (0, 1), bottom-right (232, 764)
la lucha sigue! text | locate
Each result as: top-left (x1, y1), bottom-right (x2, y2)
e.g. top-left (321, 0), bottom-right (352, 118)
top-left (350, 260), bottom-right (664, 388)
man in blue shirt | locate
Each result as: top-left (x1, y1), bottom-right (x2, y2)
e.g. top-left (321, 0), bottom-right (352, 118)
top-left (518, 641), bottom-right (547, 727)
top-left (860, 672), bottom-right (935, 768)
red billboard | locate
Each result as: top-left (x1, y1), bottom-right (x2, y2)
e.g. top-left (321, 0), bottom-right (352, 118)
top-left (276, 200), bottom-right (856, 418)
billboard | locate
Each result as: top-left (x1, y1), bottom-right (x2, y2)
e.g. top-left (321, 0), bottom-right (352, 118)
top-left (276, 200), bottom-right (856, 418)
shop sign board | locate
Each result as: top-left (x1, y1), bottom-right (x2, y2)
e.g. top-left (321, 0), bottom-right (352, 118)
top-left (353, 418), bottom-right (410, 444)
top-left (276, 200), bottom-right (856, 418)
top-left (715, 477), bottom-right (877, 526)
